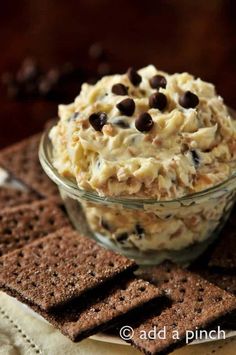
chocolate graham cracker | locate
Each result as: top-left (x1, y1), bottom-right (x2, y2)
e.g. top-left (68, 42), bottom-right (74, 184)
top-left (0, 227), bottom-right (137, 310)
top-left (197, 270), bottom-right (236, 296)
top-left (3, 277), bottom-right (165, 342)
top-left (0, 186), bottom-right (39, 211)
top-left (0, 199), bottom-right (70, 256)
top-left (130, 263), bottom-right (236, 355)
top-left (0, 133), bottom-right (59, 198)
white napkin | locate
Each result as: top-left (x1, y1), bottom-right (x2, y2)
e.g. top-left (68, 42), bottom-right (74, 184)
top-left (0, 291), bottom-right (236, 355)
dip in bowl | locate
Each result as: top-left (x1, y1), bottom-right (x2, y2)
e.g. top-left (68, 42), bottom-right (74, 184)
top-left (40, 65), bottom-right (236, 264)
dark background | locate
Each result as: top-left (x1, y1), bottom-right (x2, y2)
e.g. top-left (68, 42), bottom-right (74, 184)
top-left (0, 0), bottom-right (235, 149)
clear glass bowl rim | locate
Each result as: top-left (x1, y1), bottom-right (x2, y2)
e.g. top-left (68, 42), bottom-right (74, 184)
top-left (39, 126), bottom-right (236, 208)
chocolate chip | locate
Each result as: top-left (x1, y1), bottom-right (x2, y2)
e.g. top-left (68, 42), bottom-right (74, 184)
top-left (149, 75), bottom-right (167, 89)
top-left (127, 67), bottom-right (142, 86)
top-left (87, 77), bottom-right (98, 85)
top-left (191, 150), bottom-right (200, 167)
top-left (97, 62), bottom-right (111, 76)
top-left (149, 92), bottom-right (167, 110)
top-left (89, 112), bottom-right (107, 131)
top-left (179, 91), bottom-right (199, 108)
top-left (135, 112), bottom-right (154, 132)
top-left (61, 62), bottom-right (76, 77)
top-left (101, 218), bottom-right (110, 231)
top-left (116, 98), bottom-right (135, 116)
top-left (135, 224), bottom-right (144, 238)
top-left (69, 112), bottom-right (79, 121)
top-left (114, 119), bottom-right (130, 129)
top-left (112, 83), bottom-right (128, 96)
top-left (7, 84), bottom-right (20, 99)
top-left (47, 69), bottom-right (60, 84)
top-left (16, 58), bottom-right (40, 83)
top-left (24, 82), bottom-right (38, 96)
top-left (89, 42), bottom-right (105, 61)
top-left (38, 79), bottom-right (52, 96)
top-left (1, 72), bottom-right (14, 85)
top-left (117, 233), bottom-right (128, 243)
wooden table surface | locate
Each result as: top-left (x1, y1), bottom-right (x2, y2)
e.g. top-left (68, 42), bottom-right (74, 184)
top-left (0, 0), bottom-right (235, 149)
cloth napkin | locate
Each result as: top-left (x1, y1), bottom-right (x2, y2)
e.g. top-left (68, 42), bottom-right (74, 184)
top-left (0, 291), bottom-right (235, 355)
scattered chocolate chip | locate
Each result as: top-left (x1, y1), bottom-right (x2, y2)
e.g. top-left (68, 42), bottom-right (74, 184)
top-left (117, 233), bottom-right (129, 243)
top-left (97, 62), bottom-right (111, 76)
top-left (135, 112), bottom-right (154, 132)
top-left (112, 83), bottom-right (128, 96)
top-left (191, 150), bottom-right (200, 167)
top-left (7, 84), bottom-right (20, 99)
top-left (165, 214), bottom-right (172, 219)
top-left (89, 112), bottom-right (107, 131)
top-left (179, 91), bottom-right (199, 108)
top-left (1, 72), bottom-right (14, 85)
top-left (16, 58), bottom-right (40, 83)
top-left (149, 75), bottom-right (167, 89)
top-left (127, 67), bottom-right (142, 86)
top-left (24, 82), bottom-right (38, 96)
top-left (69, 112), bottom-right (79, 121)
top-left (114, 119), bottom-right (130, 129)
top-left (87, 77), bottom-right (98, 85)
top-left (38, 79), bottom-right (52, 96)
top-left (135, 224), bottom-right (145, 238)
top-left (46, 68), bottom-right (60, 84)
top-left (2, 53), bottom-right (112, 102)
top-left (101, 218), bottom-right (110, 231)
top-left (116, 98), bottom-right (135, 116)
top-left (89, 42), bottom-right (105, 61)
top-left (149, 92), bottom-right (167, 110)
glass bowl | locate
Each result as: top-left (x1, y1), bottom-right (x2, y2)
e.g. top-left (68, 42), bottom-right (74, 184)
top-left (39, 128), bottom-right (236, 265)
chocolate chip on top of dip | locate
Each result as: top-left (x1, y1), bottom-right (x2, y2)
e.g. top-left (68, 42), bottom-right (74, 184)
top-left (50, 65), bottom-right (236, 199)
top-left (49, 65), bottom-right (236, 254)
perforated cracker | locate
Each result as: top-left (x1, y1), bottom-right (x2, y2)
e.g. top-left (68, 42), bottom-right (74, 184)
top-left (0, 227), bottom-right (137, 310)
top-left (0, 199), bottom-right (70, 256)
top-left (0, 187), bottom-right (39, 210)
top-left (0, 134), bottom-right (59, 198)
top-left (131, 263), bottom-right (236, 355)
top-left (28, 278), bottom-right (165, 342)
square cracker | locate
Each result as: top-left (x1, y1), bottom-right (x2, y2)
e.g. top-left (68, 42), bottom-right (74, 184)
top-left (131, 263), bottom-right (236, 355)
top-left (0, 227), bottom-right (137, 310)
top-left (0, 199), bottom-right (70, 256)
top-left (0, 134), bottom-right (59, 198)
top-left (0, 186), bottom-right (39, 210)
top-left (3, 277), bottom-right (165, 342)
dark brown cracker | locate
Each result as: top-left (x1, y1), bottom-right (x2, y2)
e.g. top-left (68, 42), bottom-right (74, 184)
top-left (0, 199), bottom-right (70, 256)
top-left (0, 134), bottom-right (59, 198)
top-left (130, 263), bottom-right (236, 355)
top-left (196, 270), bottom-right (236, 296)
top-left (5, 278), bottom-right (165, 342)
top-left (0, 227), bottom-right (137, 310)
top-left (0, 187), bottom-right (39, 211)
top-left (208, 231), bottom-right (236, 269)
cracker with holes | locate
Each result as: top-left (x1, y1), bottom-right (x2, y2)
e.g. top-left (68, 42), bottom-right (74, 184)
top-left (4, 277), bottom-right (165, 342)
top-left (0, 186), bottom-right (39, 210)
top-left (130, 262), bottom-right (236, 355)
top-left (0, 227), bottom-right (137, 310)
top-left (0, 133), bottom-right (59, 198)
top-left (197, 270), bottom-right (236, 296)
top-left (0, 199), bottom-right (70, 256)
